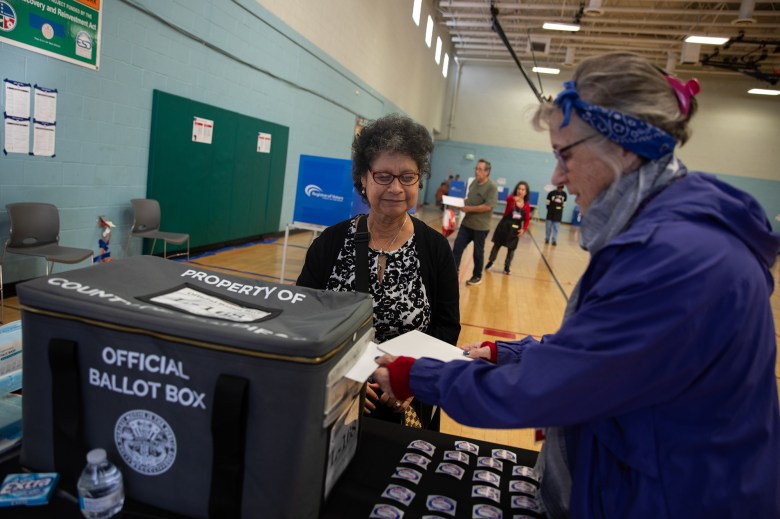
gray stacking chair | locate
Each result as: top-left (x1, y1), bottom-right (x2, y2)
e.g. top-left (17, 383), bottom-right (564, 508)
top-left (126, 199), bottom-right (189, 259)
top-left (2, 202), bottom-right (94, 276)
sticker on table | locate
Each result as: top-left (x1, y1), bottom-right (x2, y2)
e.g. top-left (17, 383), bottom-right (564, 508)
top-left (381, 484), bottom-right (416, 506)
top-left (511, 495), bottom-right (541, 511)
top-left (400, 452), bottom-right (431, 470)
top-left (492, 448), bottom-right (517, 463)
top-left (455, 440), bottom-right (479, 455)
top-left (392, 467), bottom-right (423, 485)
top-left (473, 469), bottom-right (501, 487)
top-left (471, 485), bottom-right (501, 503)
top-left (370, 503), bottom-right (405, 518)
top-left (472, 503), bottom-right (503, 518)
top-left (426, 495), bottom-right (457, 516)
top-left (509, 480), bottom-right (537, 495)
top-left (477, 457), bottom-right (504, 471)
top-left (511, 466), bottom-right (538, 480)
top-left (408, 439), bottom-right (436, 455)
top-left (435, 462), bottom-right (465, 480)
top-left (443, 450), bottom-right (470, 465)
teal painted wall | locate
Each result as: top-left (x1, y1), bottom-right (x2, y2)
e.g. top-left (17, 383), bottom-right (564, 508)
top-left (0, 0), bottom-right (404, 282)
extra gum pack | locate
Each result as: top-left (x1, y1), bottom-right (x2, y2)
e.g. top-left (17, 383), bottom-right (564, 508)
top-left (0, 472), bottom-right (60, 507)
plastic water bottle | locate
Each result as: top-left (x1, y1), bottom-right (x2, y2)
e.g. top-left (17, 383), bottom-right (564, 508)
top-left (77, 448), bottom-right (125, 519)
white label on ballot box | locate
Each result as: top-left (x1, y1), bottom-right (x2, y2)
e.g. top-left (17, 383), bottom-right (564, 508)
top-left (150, 287), bottom-right (272, 322)
top-left (324, 394), bottom-right (360, 498)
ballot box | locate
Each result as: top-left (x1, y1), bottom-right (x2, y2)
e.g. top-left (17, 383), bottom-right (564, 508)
top-left (16, 256), bottom-right (372, 519)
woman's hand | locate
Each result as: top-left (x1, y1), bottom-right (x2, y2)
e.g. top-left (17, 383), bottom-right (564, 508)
top-left (364, 381), bottom-right (380, 414)
top-left (460, 343), bottom-right (492, 360)
top-left (372, 354), bottom-right (397, 399)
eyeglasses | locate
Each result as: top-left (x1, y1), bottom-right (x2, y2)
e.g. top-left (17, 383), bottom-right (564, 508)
top-left (553, 134), bottom-right (598, 173)
top-left (369, 170), bottom-right (421, 186)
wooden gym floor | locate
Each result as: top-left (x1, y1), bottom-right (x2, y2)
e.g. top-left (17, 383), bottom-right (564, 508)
top-left (4, 205), bottom-right (779, 452)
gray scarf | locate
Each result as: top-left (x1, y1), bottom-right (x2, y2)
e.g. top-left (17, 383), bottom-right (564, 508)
top-left (536, 153), bottom-right (687, 518)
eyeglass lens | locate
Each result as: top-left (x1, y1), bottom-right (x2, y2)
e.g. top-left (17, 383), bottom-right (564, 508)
top-left (371, 171), bottom-right (420, 185)
top-left (553, 134), bottom-right (597, 172)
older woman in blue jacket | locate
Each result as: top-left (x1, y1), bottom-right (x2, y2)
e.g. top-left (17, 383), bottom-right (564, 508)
top-left (373, 52), bottom-right (780, 518)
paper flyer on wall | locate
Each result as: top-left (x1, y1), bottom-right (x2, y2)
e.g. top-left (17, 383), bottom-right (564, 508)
top-left (3, 116), bottom-right (30, 155)
top-left (33, 85), bottom-right (58, 123)
top-left (192, 116), bottom-right (213, 144)
top-left (3, 80), bottom-right (30, 119)
top-left (32, 120), bottom-right (56, 157)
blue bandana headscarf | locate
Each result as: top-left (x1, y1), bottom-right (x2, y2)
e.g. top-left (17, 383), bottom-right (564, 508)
top-left (554, 81), bottom-right (676, 159)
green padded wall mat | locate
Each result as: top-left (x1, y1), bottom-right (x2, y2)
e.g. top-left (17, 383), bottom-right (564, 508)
top-left (146, 90), bottom-right (289, 253)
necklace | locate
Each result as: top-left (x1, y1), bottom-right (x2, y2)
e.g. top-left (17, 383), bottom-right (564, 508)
top-left (369, 214), bottom-right (407, 253)
top-left (368, 214), bottom-right (407, 284)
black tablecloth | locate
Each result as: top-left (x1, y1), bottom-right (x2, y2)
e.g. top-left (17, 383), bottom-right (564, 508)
top-left (1, 418), bottom-right (539, 518)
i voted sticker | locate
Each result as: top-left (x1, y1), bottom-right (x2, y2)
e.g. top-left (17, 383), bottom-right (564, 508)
top-left (472, 503), bottom-right (503, 518)
top-left (381, 484), bottom-right (416, 506)
top-left (426, 495), bottom-right (457, 516)
top-left (370, 503), bottom-right (405, 518)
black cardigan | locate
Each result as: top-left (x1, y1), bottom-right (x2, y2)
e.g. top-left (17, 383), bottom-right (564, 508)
top-left (296, 215), bottom-right (461, 346)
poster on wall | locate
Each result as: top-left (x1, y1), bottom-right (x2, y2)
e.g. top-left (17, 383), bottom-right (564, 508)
top-left (0, 0), bottom-right (102, 70)
top-left (192, 116), bottom-right (213, 144)
top-left (256, 132), bottom-right (271, 153)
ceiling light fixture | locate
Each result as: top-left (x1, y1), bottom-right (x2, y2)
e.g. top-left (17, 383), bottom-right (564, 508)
top-left (685, 35), bottom-right (729, 45)
top-left (532, 67), bottom-right (561, 74)
top-left (543, 22), bottom-right (580, 32)
top-left (748, 88), bottom-right (780, 95)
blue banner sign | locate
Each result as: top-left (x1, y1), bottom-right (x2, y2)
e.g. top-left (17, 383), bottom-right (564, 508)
top-left (294, 155), bottom-right (354, 226)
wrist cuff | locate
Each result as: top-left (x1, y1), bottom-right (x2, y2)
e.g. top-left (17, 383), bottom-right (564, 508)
top-left (482, 341), bottom-right (498, 363)
top-left (387, 356), bottom-right (415, 401)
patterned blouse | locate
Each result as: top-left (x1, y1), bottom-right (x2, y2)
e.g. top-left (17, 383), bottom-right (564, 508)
top-left (325, 217), bottom-right (431, 343)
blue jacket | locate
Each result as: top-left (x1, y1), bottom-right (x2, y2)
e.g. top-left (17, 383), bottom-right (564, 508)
top-left (410, 173), bottom-right (780, 517)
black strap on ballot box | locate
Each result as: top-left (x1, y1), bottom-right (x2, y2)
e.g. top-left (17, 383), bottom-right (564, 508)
top-left (355, 215), bottom-right (371, 294)
top-left (48, 339), bottom-right (250, 519)
top-left (49, 338), bottom-right (88, 496)
top-left (209, 374), bottom-right (250, 518)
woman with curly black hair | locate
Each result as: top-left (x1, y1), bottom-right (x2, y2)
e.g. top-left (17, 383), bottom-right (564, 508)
top-left (297, 113), bottom-right (460, 429)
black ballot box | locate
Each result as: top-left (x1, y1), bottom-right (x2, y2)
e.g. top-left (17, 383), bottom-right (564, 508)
top-left (14, 256), bottom-right (373, 519)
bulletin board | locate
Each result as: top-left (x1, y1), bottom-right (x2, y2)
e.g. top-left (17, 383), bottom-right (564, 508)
top-left (146, 90), bottom-right (289, 251)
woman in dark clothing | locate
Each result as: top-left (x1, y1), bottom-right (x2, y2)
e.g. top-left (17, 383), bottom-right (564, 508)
top-left (297, 113), bottom-right (460, 429)
top-left (485, 181), bottom-right (531, 274)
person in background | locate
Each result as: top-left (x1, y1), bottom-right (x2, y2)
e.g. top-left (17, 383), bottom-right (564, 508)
top-left (435, 181), bottom-right (449, 211)
top-left (451, 159), bottom-right (498, 286)
top-left (485, 180), bottom-right (530, 274)
top-left (297, 113), bottom-right (460, 429)
top-left (372, 52), bottom-right (780, 517)
top-left (545, 185), bottom-right (567, 245)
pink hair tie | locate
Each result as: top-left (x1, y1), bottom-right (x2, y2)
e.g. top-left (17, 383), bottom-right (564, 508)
top-left (666, 76), bottom-right (701, 117)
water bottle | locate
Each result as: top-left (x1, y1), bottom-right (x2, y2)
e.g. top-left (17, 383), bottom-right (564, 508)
top-left (77, 448), bottom-right (125, 519)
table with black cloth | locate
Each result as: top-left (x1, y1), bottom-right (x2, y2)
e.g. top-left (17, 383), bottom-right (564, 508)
top-left (0, 418), bottom-right (539, 518)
